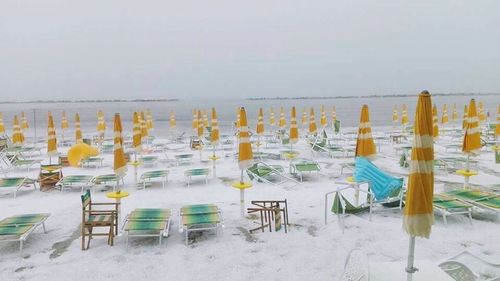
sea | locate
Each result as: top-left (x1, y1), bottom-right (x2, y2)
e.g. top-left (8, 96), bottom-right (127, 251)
top-left (0, 95), bottom-right (498, 140)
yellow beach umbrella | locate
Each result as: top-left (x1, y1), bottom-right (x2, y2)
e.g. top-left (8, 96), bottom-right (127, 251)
top-left (331, 106), bottom-right (337, 124)
top-left (132, 112), bottom-right (142, 152)
top-left (269, 107), bottom-right (276, 127)
top-left (441, 104), bottom-right (448, 125)
top-left (197, 110), bottom-right (204, 139)
top-left (309, 107), bottom-right (317, 135)
top-left (97, 110), bottom-right (106, 137)
top-left (12, 115), bottom-right (24, 145)
top-left (462, 105), bottom-right (468, 129)
top-left (47, 112), bottom-right (58, 158)
top-left (462, 99), bottom-right (481, 188)
top-left (355, 105), bottom-right (376, 159)
top-left (75, 113), bottom-right (83, 144)
top-left (279, 107), bottom-right (286, 129)
top-left (289, 106), bottom-right (298, 146)
top-left (0, 113), bottom-right (5, 134)
top-left (169, 110), bottom-right (176, 129)
top-left (320, 105), bottom-right (327, 128)
top-left (192, 109), bottom-right (198, 131)
top-left (301, 107), bottom-right (307, 126)
top-left (451, 104), bottom-right (458, 122)
top-left (211, 108), bottom-right (219, 145)
top-left (146, 109), bottom-right (154, 130)
top-left (432, 105), bottom-right (439, 138)
top-left (61, 111), bottom-right (69, 130)
top-left (401, 104), bottom-right (409, 126)
top-left (113, 113), bottom-right (127, 180)
top-left (202, 110), bottom-right (209, 128)
top-left (403, 91), bottom-right (434, 280)
top-left (392, 106), bottom-right (399, 125)
top-left (478, 101), bottom-right (486, 123)
top-left (140, 111), bottom-right (148, 141)
top-left (21, 112), bottom-right (29, 129)
top-left (496, 104), bottom-right (500, 139)
top-left (256, 108), bottom-right (264, 136)
top-left (234, 107), bottom-right (254, 216)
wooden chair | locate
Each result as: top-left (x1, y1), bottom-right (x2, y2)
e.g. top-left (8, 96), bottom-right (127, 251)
top-left (81, 190), bottom-right (118, 250)
top-left (247, 200), bottom-right (289, 233)
top-left (38, 164), bottom-right (63, 191)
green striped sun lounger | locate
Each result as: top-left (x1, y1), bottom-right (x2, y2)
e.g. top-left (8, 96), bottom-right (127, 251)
top-left (175, 154), bottom-right (193, 166)
top-left (444, 189), bottom-right (500, 218)
top-left (91, 174), bottom-right (122, 192)
top-left (139, 170), bottom-right (169, 189)
top-left (184, 168), bottom-right (211, 186)
top-left (0, 177), bottom-right (36, 198)
top-left (179, 204), bottom-right (223, 245)
top-left (81, 157), bottom-right (104, 169)
top-left (433, 194), bottom-right (473, 225)
top-left (139, 156), bottom-right (159, 167)
top-left (123, 208), bottom-right (171, 247)
top-left (56, 175), bottom-right (94, 192)
top-left (290, 161), bottom-right (321, 182)
top-left (0, 213), bottom-right (50, 254)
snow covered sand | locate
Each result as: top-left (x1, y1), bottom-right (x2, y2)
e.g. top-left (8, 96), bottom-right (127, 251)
top-left (1, 128), bottom-right (499, 281)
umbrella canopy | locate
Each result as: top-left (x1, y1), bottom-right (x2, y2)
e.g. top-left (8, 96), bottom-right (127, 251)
top-left (47, 112), bottom-right (57, 156)
top-left (355, 105), bottom-right (376, 159)
top-left (68, 143), bottom-right (98, 167)
top-left (320, 105), bottom-right (327, 128)
top-left (169, 110), bottom-right (176, 129)
top-left (12, 115), bottom-right (24, 145)
top-left (451, 104), bottom-right (458, 122)
top-left (462, 104), bottom-right (468, 129)
top-left (441, 104), bottom-right (448, 125)
top-left (146, 109), bottom-right (154, 130)
top-left (290, 106), bottom-right (299, 144)
top-left (309, 107), bottom-right (317, 134)
top-left (0, 112), bottom-right (5, 134)
top-left (132, 112), bottom-right (142, 152)
top-left (113, 113), bottom-right (127, 177)
top-left (256, 108), bottom-right (264, 135)
top-left (61, 111), bottom-right (69, 131)
top-left (478, 101), bottom-right (486, 123)
top-left (238, 107), bottom-right (253, 170)
top-left (432, 105), bottom-right (439, 138)
top-left (140, 111), bottom-right (148, 140)
top-left (75, 113), bottom-right (83, 144)
top-left (97, 110), bottom-right (106, 136)
top-left (401, 104), bottom-right (409, 126)
top-left (403, 90), bottom-right (434, 240)
top-left (496, 104), bottom-right (500, 138)
top-left (192, 109), bottom-right (198, 131)
top-left (21, 112), bottom-right (29, 129)
top-left (279, 107), bottom-right (286, 129)
top-left (301, 107), bottom-right (307, 126)
top-left (462, 99), bottom-right (481, 154)
top-left (211, 108), bottom-right (219, 145)
top-left (269, 107), bottom-right (276, 126)
top-left (197, 110), bottom-right (204, 139)
top-left (392, 106), bottom-right (398, 124)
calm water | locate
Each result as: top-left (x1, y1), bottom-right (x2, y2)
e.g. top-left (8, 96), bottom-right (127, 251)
top-left (0, 95), bottom-right (498, 140)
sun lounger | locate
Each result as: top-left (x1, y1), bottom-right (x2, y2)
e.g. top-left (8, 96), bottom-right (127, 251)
top-left (91, 174), bottom-right (122, 192)
top-left (123, 208), bottom-right (171, 247)
top-left (326, 186), bottom-right (372, 233)
top-left (184, 168), bottom-right (210, 186)
top-left (38, 164), bottom-right (63, 191)
top-left (0, 213), bottom-right (50, 254)
top-left (290, 161), bottom-right (321, 182)
top-left (81, 156), bottom-right (104, 169)
top-left (179, 204), bottom-right (223, 245)
top-left (433, 194), bottom-right (473, 225)
top-left (174, 154), bottom-right (193, 166)
top-left (139, 170), bottom-right (169, 189)
top-left (444, 189), bottom-right (500, 219)
top-left (139, 155), bottom-right (159, 167)
top-left (56, 175), bottom-right (94, 192)
top-left (0, 177), bottom-right (37, 198)
top-left (0, 151), bottom-right (41, 174)
top-left (246, 162), bottom-right (298, 187)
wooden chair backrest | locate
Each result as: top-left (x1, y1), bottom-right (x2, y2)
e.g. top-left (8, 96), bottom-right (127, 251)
top-left (81, 190), bottom-right (91, 209)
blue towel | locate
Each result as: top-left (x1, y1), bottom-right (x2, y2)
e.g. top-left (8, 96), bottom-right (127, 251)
top-left (354, 157), bottom-right (403, 200)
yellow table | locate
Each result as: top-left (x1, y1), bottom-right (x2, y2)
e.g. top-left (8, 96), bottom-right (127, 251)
top-left (106, 191), bottom-right (130, 227)
top-left (456, 169), bottom-right (478, 188)
top-left (232, 181), bottom-right (253, 217)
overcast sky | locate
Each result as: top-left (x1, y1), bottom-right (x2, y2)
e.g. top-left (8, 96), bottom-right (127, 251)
top-left (1, 0), bottom-right (499, 101)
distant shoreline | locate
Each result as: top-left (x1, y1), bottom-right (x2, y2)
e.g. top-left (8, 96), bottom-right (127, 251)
top-left (0, 99), bottom-right (178, 104)
top-left (247, 93), bottom-right (499, 100)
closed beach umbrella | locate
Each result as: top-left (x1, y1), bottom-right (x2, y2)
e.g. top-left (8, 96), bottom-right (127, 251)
top-left (256, 108), bottom-right (264, 136)
top-left (211, 108), bottom-right (219, 145)
top-left (432, 105), bottom-right (439, 138)
top-left (21, 112), bottom-right (29, 129)
top-left (496, 105), bottom-right (500, 140)
top-left (301, 107), bottom-right (307, 126)
top-left (290, 107), bottom-right (299, 146)
top-left (197, 110), bottom-right (204, 139)
top-left (0, 113), bottom-right (5, 134)
top-left (401, 104), bottom-right (409, 127)
top-left (169, 110), bottom-right (176, 129)
top-left (462, 99), bottom-right (481, 184)
top-left (97, 110), bottom-right (106, 137)
top-left (132, 112), bottom-right (142, 152)
top-left (403, 90), bottom-right (434, 281)
top-left (331, 106), bottom-right (337, 124)
top-left (462, 105), bottom-right (468, 129)
top-left (202, 110), bottom-right (209, 128)
top-left (12, 115), bottom-right (24, 145)
top-left (113, 113), bottom-right (127, 179)
top-left (355, 105), bottom-right (376, 159)
top-left (309, 107), bottom-right (317, 135)
top-left (478, 101), bottom-right (486, 123)
top-left (320, 105), bottom-right (327, 128)
top-left (140, 111), bottom-right (148, 141)
top-left (452, 104), bottom-right (458, 123)
top-left (192, 109), bottom-right (198, 131)
top-left (279, 107), bottom-right (286, 129)
top-left (61, 111), bottom-right (69, 131)
top-left (146, 109), bottom-right (154, 130)
top-left (238, 107), bottom-right (253, 170)
top-left (269, 107), bottom-right (276, 127)
top-left (75, 113), bottom-right (83, 144)
top-left (47, 112), bottom-right (57, 157)
top-left (441, 104), bottom-right (448, 125)
top-left (393, 106), bottom-right (399, 125)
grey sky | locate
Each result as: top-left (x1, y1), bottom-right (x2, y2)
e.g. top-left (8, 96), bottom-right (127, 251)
top-left (1, 0), bottom-right (499, 101)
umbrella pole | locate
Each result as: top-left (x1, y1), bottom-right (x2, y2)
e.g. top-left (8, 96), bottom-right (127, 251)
top-left (257, 135), bottom-right (260, 153)
top-left (240, 170), bottom-right (245, 217)
top-left (464, 154), bottom-right (470, 188)
top-left (212, 144), bottom-right (217, 179)
top-left (134, 152), bottom-right (138, 187)
top-left (406, 236), bottom-right (418, 281)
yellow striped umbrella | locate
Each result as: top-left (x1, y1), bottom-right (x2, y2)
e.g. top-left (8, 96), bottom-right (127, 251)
top-left (320, 105), bottom-right (327, 128)
top-left (279, 107), bottom-right (286, 129)
top-left (462, 104), bottom-right (468, 129)
top-left (309, 107), bottom-right (317, 134)
top-left (392, 106), bottom-right (399, 125)
top-left (496, 104), bottom-right (500, 139)
top-left (21, 112), bottom-right (29, 129)
top-left (113, 113), bottom-right (127, 179)
top-left (47, 112), bottom-right (57, 157)
top-left (441, 104), bottom-right (448, 125)
top-left (140, 111), bottom-right (148, 141)
top-left (238, 107), bottom-right (253, 170)
top-left (61, 111), bottom-right (69, 130)
top-left (0, 113), bottom-right (5, 134)
top-left (269, 107), bottom-right (276, 127)
top-left (97, 110), bottom-right (106, 137)
top-left (192, 109), bottom-right (198, 131)
top-left (301, 107), bottom-right (307, 126)
top-left (403, 91), bottom-right (434, 280)
top-left (478, 101), bottom-right (486, 123)
top-left (146, 109), bottom-right (154, 130)
top-left (290, 106), bottom-right (298, 145)
top-left (355, 105), bottom-right (376, 159)
top-left (169, 110), bottom-right (176, 129)
top-left (132, 112), bottom-right (142, 152)
top-left (12, 115), bottom-right (24, 145)
top-left (432, 105), bottom-right (439, 138)
top-left (463, 99), bottom-right (481, 155)
top-left (451, 104), bottom-right (458, 122)
top-left (211, 108), bottom-right (219, 145)
top-left (75, 113), bottom-right (83, 144)
top-left (256, 108), bottom-right (264, 136)
top-left (197, 110), bottom-right (204, 139)
top-left (401, 104), bottom-right (409, 126)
